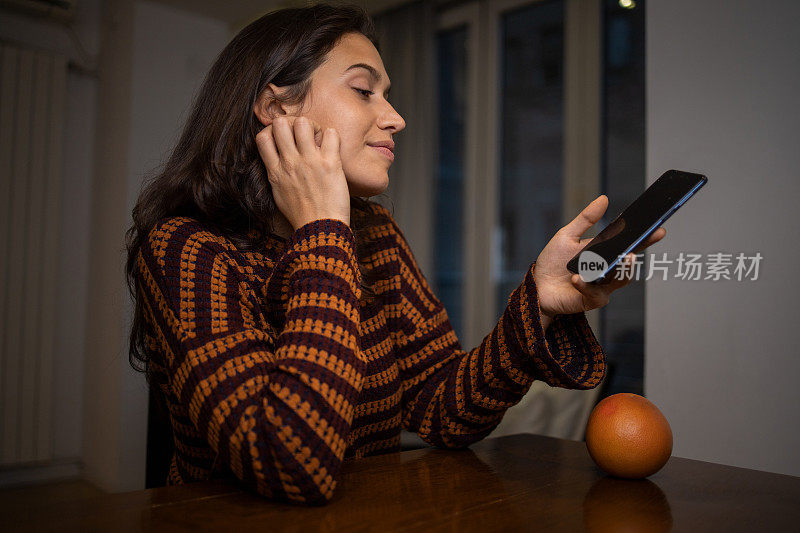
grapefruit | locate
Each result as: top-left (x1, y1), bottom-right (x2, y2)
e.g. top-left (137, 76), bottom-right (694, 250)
top-left (585, 393), bottom-right (672, 479)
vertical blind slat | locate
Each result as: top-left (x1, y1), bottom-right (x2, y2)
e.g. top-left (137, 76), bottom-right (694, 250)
top-left (0, 46), bottom-right (17, 463)
top-left (37, 53), bottom-right (65, 461)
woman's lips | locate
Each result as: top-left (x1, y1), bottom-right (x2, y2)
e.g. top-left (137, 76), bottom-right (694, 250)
top-left (370, 145), bottom-right (394, 161)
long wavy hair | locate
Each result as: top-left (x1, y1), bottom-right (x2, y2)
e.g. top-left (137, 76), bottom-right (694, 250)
top-left (125, 3), bottom-right (393, 381)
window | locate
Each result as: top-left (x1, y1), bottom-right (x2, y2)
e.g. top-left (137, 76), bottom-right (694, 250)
top-left (435, 0), bottom-right (647, 397)
top-left (496, 1), bottom-right (565, 318)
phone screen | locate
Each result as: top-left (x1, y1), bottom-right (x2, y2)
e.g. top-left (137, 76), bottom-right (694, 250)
top-left (567, 170), bottom-right (708, 282)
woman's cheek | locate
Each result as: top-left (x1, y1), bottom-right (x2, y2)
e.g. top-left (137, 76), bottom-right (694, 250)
top-left (339, 148), bottom-right (360, 180)
top-left (340, 137), bottom-right (362, 168)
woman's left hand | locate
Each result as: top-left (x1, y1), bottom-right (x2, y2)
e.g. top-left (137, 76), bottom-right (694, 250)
top-left (533, 195), bottom-right (666, 321)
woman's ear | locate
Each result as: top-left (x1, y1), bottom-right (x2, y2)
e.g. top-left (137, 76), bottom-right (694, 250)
top-left (253, 83), bottom-right (289, 127)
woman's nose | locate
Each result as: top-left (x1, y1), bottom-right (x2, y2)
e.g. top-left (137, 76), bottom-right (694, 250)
top-left (379, 103), bottom-right (406, 133)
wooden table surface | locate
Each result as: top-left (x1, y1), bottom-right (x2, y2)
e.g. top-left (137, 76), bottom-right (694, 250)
top-left (3, 433), bottom-right (799, 531)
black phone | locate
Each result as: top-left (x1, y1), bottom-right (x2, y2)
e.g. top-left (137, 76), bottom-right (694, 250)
top-left (566, 169), bottom-right (708, 283)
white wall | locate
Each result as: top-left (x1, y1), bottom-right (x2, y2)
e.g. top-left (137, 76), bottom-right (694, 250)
top-left (646, 0), bottom-right (800, 476)
top-left (119, 0), bottom-right (230, 490)
top-left (81, 0), bottom-right (230, 492)
top-left (127, 0), bottom-right (230, 206)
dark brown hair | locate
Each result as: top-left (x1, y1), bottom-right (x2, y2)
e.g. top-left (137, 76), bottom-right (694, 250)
top-left (125, 2), bottom-right (392, 379)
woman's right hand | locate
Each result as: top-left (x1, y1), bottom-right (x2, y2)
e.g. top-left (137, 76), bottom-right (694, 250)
top-left (255, 115), bottom-right (351, 229)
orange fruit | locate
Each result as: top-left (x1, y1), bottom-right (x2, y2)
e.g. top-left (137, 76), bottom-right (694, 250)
top-left (585, 393), bottom-right (672, 479)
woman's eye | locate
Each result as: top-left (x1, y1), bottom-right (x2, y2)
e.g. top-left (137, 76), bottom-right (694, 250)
top-left (354, 88), bottom-right (373, 98)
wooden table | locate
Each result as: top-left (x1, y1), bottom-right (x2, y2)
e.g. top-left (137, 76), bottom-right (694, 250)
top-left (4, 433), bottom-right (799, 531)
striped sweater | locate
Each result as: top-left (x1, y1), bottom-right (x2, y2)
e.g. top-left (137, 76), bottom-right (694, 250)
top-left (135, 201), bottom-right (605, 505)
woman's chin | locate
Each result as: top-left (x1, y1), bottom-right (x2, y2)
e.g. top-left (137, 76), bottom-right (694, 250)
top-left (346, 173), bottom-right (389, 198)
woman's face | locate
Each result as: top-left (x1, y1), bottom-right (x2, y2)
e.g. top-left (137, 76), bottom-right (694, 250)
top-left (266, 32), bottom-right (406, 198)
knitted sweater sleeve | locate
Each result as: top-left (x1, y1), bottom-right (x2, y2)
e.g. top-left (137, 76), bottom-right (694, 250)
top-left (137, 217), bottom-right (364, 505)
top-left (386, 215), bottom-right (606, 449)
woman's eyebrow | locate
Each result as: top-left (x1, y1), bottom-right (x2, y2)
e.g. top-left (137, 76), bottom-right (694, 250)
top-left (344, 63), bottom-right (391, 96)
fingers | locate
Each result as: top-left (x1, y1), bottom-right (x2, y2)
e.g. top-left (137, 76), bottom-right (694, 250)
top-left (562, 195), bottom-right (609, 240)
top-left (570, 273), bottom-right (610, 309)
top-left (272, 116), bottom-right (300, 160)
top-left (321, 127), bottom-right (340, 157)
top-left (569, 227), bottom-right (668, 312)
top-left (633, 227), bottom-right (667, 253)
top-left (258, 115), bottom-right (328, 176)
top-left (255, 125), bottom-right (280, 178)
top-left (293, 117), bottom-right (322, 155)
top-left (570, 252), bottom-right (640, 310)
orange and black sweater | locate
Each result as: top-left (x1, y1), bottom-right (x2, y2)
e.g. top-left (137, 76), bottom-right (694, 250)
top-left (135, 201), bottom-right (605, 505)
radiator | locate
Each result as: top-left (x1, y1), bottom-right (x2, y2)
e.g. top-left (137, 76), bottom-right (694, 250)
top-left (0, 43), bottom-right (66, 466)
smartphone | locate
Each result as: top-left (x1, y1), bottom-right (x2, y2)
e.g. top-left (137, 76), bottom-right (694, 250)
top-left (566, 170), bottom-right (708, 283)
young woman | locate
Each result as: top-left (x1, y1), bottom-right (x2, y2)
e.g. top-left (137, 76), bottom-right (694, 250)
top-left (126, 3), bottom-right (664, 505)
